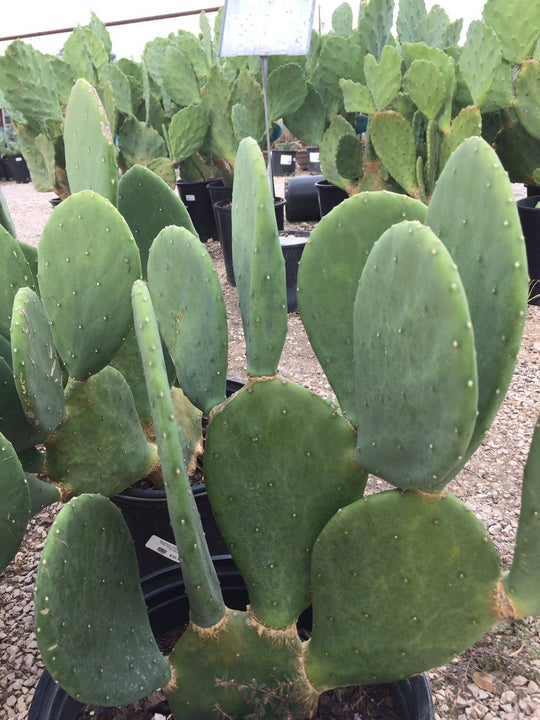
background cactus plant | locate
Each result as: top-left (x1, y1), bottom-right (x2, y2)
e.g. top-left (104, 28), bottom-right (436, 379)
top-left (22, 134), bottom-right (538, 719)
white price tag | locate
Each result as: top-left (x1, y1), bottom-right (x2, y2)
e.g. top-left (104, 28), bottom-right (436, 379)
top-left (280, 154), bottom-right (293, 166)
top-left (145, 535), bottom-right (179, 562)
top-left (185, 194), bottom-right (196, 202)
top-left (309, 152), bottom-right (319, 162)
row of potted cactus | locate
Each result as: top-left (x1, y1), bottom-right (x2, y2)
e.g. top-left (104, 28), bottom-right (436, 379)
top-left (0, 64), bottom-right (539, 717)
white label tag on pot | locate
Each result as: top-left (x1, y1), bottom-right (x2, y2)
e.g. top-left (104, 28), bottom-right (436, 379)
top-left (280, 155), bottom-right (293, 165)
top-left (15, 156), bottom-right (22, 162)
top-left (309, 152), bottom-right (319, 162)
top-left (185, 194), bottom-right (196, 202)
top-left (146, 535), bottom-right (179, 562)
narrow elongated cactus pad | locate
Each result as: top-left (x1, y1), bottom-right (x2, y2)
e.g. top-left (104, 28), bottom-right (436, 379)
top-left (205, 378), bottom-right (367, 628)
top-left (45, 365), bottom-right (158, 498)
top-left (0, 187), bottom-right (16, 238)
top-left (504, 416), bottom-right (540, 616)
top-left (167, 609), bottom-right (314, 720)
top-left (35, 494), bottom-right (170, 706)
top-left (0, 224), bottom-right (36, 340)
top-left (353, 220), bottom-right (477, 491)
top-left (305, 490), bottom-right (501, 688)
top-left (11, 287), bottom-right (65, 436)
top-left (297, 191), bottom-right (427, 423)
top-left (426, 137), bottom-right (528, 475)
top-left (64, 79), bottom-right (118, 205)
top-left (148, 226), bottom-right (227, 413)
top-left (38, 190), bottom-right (141, 380)
top-left (0, 433), bottom-right (30, 571)
top-left (118, 164), bottom-right (198, 278)
top-left (232, 138), bottom-right (287, 377)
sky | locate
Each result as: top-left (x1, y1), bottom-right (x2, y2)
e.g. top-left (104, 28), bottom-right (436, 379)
top-left (0, 1), bottom-right (487, 61)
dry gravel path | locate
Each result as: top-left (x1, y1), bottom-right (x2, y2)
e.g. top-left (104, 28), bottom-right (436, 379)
top-left (0, 177), bottom-right (539, 720)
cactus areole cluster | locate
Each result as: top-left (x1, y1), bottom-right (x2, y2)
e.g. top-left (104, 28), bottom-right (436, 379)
top-left (0, 23), bottom-right (537, 720)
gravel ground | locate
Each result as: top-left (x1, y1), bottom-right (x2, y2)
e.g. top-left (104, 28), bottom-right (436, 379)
top-left (0, 176), bottom-right (539, 720)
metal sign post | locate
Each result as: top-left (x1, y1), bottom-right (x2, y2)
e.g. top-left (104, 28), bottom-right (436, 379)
top-left (218, 0), bottom-right (316, 197)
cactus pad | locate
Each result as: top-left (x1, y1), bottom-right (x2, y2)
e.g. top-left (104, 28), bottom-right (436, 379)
top-left (205, 378), bottom-right (366, 628)
top-left (168, 105), bottom-right (209, 164)
top-left (64, 79), bottom-right (118, 205)
top-left (0, 355), bottom-right (45, 450)
top-left (515, 60), bottom-right (540, 141)
top-left (0, 224), bottom-right (36, 340)
top-left (426, 137), bottom-right (528, 473)
top-left (482, 0), bottom-right (540, 64)
top-left (0, 433), bottom-right (30, 571)
top-left (459, 20), bottom-right (502, 108)
top-left (38, 190), bottom-right (141, 380)
top-left (167, 608), bottom-right (313, 720)
top-left (35, 494), bottom-right (170, 705)
top-left (364, 45), bottom-right (402, 111)
top-left (11, 287), bottom-right (66, 436)
top-left (148, 225), bottom-right (227, 414)
top-left (45, 365), bottom-right (158, 498)
top-left (305, 490), bottom-right (501, 688)
top-left (232, 138), bottom-right (287, 377)
top-left (353, 220), bottom-right (477, 491)
top-left (505, 416), bottom-right (540, 616)
top-left (267, 63), bottom-right (308, 121)
top-left (404, 60), bottom-right (446, 120)
top-left (298, 191), bottom-right (427, 422)
top-left (370, 111), bottom-right (420, 197)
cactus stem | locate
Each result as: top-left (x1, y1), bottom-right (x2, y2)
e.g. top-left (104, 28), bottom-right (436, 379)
top-left (494, 576), bottom-right (521, 620)
top-left (190, 606), bottom-right (234, 639)
top-left (246, 611), bottom-right (299, 646)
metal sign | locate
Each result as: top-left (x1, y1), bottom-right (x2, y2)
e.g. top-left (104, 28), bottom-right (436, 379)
top-left (218, 0), bottom-right (316, 57)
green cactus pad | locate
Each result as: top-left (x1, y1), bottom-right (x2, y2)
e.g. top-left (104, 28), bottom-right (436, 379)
top-left (0, 433), bottom-right (30, 571)
top-left (232, 138), bottom-right (287, 377)
top-left (132, 279), bottom-right (225, 627)
top-left (267, 63), bottom-right (308, 121)
top-left (396, 0), bottom-right (428, 44)
top-left (332, 2), bottom-right (353, 37)
top-left (10, 287), bottom-right (66, 436)
top-left (38, 190), bottom-right (141, 380)
top-left (64, 79), bottom-right (118, 205)
top-left (167, 609), bottom-right (313, 720)
top-left (335, 134), bottom-right (364, 180)
top-left (0, 355), bottom-right (45, 450)
top-left (438, 106), bottom-right (482, 175)
top-left (230, 69), bottom-right (265, 142)
top-left (504, 416), bottom-right (540, 616)
top-left (401, 43), bottom-right (456, 131)
top-left (17, 240), bottom-right (39, 284)
top-left (171, 386), bottom-right (203, 476)
top-left (0, 188), bottom-right (16, 238)
top-left (0, 224), bottom-right (36, 340)
top-left (313, 35), bottom-right (367, 120)
top-left (404, 60), bottom-right (446, 121)
top-left (305, 490), bottom-right (501, 688)
top-left (426, 137), bottom-right (529, 474)
top-left (200, 65), bottom-right (237, 167)
top-left (459, 21), bottom-right (502, 108)
top-left (353, 220), bottom-right (477, 491)
top-left (35, 494), bottom-right (170, 706)
top-left (370, 111), bottom-right (420, 197)
top-left (117, 116), bottom-right (167, 168)
top-left (118, 164), bottom-right (197, 278)
top-left (162, 45), bottom-right (201, 108)
top-left (25, 473), bottom-right (60, 516)
top-left (205, 378), bottom-right (366, 628)
top-left (364, 45), bottom-right (402, 111)
top-left (168, 105), bottom-right (209, 164)
top-left (340, 78), bottom-right (376, 116)
top-left (147, 225), bottom-right (227, 413)
top-left (319, 115), bottom-right (360, 193)
top-left (515, 60), bottom-right (540, 141)
top-left (298, 191), bottom-right (427, 423)
top-left (482, 0), bottom-right (540, 64)
top-left (493, 120), bottom-right (540, 185)
top-left (45, 365), bottom-right (158, 498)
top-left (357, 0), bottom-right (394, 60)
top-left (284, 83), bottom-right (327, 147)
top-left (480, 59), bottom-right (513, 115)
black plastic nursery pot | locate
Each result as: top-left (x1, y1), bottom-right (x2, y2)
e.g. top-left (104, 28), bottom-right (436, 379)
top-left (175, 178), bottom-right (218, 242)
top-left (29, 557), bottom-right (435, 720)
top-left (111, 378), bottom-right (244, 577)
top-left (271, 148), bottom-right (297, 176)
top-left (285, 174), bottom-right (324, 222)
top-left (280, 230), bottom-right (310, 312)
top-left (1, 153), bottom-right (30, 183)
top-left (307, 146), bottom-right (321, 173)
top-left (315, 179), bottom-right (349, 216)
top-left (525, 184), bottom-right (540, 197)
top-left (517, 195), bottom-right (540, 305)
top-left (214, 197), bottom-right (286, 286)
